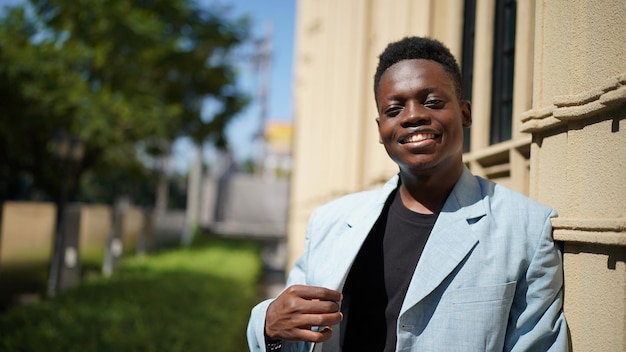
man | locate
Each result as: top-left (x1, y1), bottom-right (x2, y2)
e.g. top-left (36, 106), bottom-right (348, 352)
top-left (248, 36), bottom-right (569, 351)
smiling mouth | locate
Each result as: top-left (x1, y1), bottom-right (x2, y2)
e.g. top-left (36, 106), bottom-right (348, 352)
top-left (400, 133), bottom-right (438, 143)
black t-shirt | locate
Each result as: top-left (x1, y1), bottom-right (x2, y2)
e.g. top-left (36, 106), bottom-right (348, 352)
top-left (340, 190), bottom-right (437, 351)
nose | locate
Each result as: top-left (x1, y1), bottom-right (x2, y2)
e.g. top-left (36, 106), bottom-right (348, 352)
top-left (401, 100), bottom-right (430, 127)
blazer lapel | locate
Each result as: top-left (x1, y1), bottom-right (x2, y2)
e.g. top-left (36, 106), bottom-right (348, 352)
top-left (400, 168), bottom-right (487, 314)
top-left (316, 176), bottom-right (400, 291)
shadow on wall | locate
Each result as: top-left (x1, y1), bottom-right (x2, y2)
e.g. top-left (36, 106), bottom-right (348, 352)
top-left (565, 242), bottom-right (626, 270)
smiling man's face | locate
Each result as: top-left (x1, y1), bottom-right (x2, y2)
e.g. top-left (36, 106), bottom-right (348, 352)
top-left (376, 59), bottom-right (471, 178)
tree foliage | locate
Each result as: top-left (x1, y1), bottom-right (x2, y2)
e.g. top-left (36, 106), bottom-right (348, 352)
top-left (0, 0), bottom-right (250, 204)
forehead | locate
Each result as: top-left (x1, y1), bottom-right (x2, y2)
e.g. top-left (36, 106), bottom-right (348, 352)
top-left (377, 59), bottom-right (456, 96)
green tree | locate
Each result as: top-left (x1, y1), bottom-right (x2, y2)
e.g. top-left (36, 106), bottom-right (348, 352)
top-left (0, 0), bottom-right (250, 204)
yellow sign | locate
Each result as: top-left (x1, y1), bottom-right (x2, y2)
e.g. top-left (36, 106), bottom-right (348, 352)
top-left (266, 121), bottom-right (292, 154)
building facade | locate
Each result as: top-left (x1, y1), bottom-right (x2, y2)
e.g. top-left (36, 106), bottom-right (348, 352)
top-left (287, 0), bottom-right (626, 350)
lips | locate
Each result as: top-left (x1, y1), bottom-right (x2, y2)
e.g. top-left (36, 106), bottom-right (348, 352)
top-left (399, 132), bottom-right (439, 144)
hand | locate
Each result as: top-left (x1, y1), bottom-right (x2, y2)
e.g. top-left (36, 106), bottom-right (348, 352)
top-left (265, 285), bottom-right (343, 343)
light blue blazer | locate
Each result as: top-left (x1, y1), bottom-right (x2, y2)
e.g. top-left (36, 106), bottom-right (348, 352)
top-left (248, 167), bottom-right (569, 351)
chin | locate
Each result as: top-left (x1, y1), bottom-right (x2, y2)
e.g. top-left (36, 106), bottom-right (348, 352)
top-left (398, 157), bottom-right (461, 177)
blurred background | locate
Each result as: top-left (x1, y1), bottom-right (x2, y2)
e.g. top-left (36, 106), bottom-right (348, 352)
top-left (0, 0), bottom-right (293, 350)
top-left (1, 0), bottom-right (625, 351)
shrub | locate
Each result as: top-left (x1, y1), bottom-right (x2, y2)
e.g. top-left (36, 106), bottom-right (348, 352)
top-left (0, 236), bottom-right (262, 352)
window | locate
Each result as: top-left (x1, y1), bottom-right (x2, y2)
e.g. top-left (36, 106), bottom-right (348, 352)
top-left (489, 0), bottom-right (516, 144)
top-left (461, 0), bottom-right (477, 152)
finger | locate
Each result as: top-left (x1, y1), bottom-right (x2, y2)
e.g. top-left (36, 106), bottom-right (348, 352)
top-left (293, 326), bottom-right (334, 343)
top-left (293, 312), bottom-right (343, 330)
top-left (297, 299), bottom-right (341, 314)
top-left (288, 285), bottom-right (342, 302)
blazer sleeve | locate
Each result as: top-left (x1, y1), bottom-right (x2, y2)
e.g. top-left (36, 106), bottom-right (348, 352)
top-left (246, 209), bottom-right (319, 352)
top-left (247, 298), bottom-right (273, 352)
top-left (504, 210), bottom-right (570, 351)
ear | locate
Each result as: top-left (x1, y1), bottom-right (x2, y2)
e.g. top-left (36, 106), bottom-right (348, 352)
top-left (376, 117), bottom-right (383, 144)
top-left (461, 100), bottom-right (472, 128)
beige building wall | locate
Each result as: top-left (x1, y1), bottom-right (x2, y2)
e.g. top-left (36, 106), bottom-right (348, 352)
top-left (520, 1), bottom-right (626, 351)
top-left (289, 0), bottom-right (626, 350)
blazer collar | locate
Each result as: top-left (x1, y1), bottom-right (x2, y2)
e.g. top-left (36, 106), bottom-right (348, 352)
top-left (346, 166), bottom-right (486, 228)
top-left (345, 174), bottom-right (400, 228)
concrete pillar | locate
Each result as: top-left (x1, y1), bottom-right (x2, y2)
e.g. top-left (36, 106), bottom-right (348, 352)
top-left (521, 1), bottom-right (626, 351)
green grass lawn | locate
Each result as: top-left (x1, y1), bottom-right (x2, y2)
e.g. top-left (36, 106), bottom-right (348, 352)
top-left (0, 236), bottom-right (262, 352)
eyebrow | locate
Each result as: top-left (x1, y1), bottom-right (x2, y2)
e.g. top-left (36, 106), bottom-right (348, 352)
top-left (382, 87), bottom-right (438, 102)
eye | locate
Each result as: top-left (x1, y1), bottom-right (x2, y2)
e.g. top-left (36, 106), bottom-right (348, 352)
top-left (424, 99), bottom-right (444, 109)
top-left (383, 105), bottom-right (403, 117)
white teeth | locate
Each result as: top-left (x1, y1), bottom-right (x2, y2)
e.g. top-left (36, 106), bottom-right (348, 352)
top-left (405, 133), bottom-right (435, 143)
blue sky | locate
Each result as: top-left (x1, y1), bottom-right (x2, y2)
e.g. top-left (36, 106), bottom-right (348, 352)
top-left (0, 0), bottom-right (297, 172)
top-left (177, 0), bottom-right (297, 171)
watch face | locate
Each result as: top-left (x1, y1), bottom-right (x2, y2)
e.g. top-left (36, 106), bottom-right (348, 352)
top-left (266, 340), bottom-right (282, 351)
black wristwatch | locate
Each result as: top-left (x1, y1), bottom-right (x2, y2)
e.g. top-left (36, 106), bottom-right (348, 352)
top-left (266, 339), bottom-right (282, 351)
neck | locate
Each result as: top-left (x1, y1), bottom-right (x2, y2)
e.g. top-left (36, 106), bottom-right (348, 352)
top-left (398, 165), bottom-right (463, 214)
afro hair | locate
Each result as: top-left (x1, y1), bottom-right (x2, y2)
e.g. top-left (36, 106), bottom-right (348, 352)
top-left (374, 36), bottom-right (464, 102)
